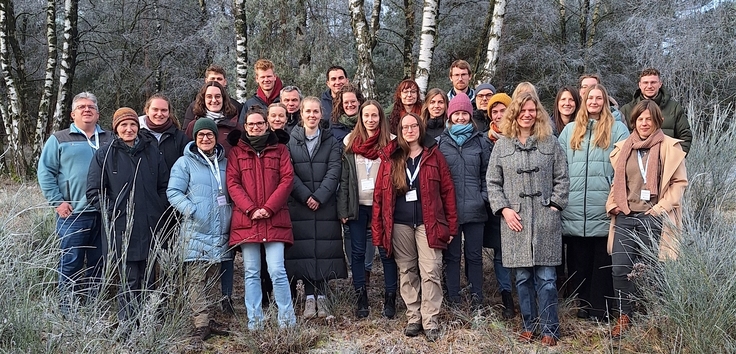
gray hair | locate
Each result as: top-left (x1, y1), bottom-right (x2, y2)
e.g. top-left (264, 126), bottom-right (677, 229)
top-left (281, 85), bottom-right (303, 99)
top-left (72, 92), bottom-right (99, 111)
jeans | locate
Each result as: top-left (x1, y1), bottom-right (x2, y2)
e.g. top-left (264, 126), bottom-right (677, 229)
top-left (241, 242), bottom-right (296, 330)
top-left (379, 247), bottom-right (398, 293)
top-left (56, 212), bottom-right (105, 307)
top-left (493, 247), bottom-right (512, 292)
top-left (347, 205), bottom-right (379, 289)
top-left (344, 217), bottom-right (375, 272)
top-left (444, 222), bottom-right (484, 301)
top-left (220, 259), bottom-right (233, 297)
top-left (515, 266), bottom-right (559, 338)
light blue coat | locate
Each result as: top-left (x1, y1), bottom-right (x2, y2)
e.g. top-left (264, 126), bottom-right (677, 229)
top-left (167, 141), bottom-right (232, 262)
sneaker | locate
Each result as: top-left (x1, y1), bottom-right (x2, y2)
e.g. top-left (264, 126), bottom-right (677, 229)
top-left (193, 326), bottom-right (212, 341)
top-left (425, 328), bottom-right (441, 342)
top-left (404, 323), bottom-right (423, 337)
top-left (317, 297), bottom-right (330, 318)
top-left (611, 314), bottom-right (631, 338)
top-left (518, 331), bottom-right (534, 343)
top-left (541, 335), bottom-right (557, 346)
top-left (303, 297), bottom-right (317, 319)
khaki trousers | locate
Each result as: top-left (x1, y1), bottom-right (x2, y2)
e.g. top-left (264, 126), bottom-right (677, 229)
top-left (392, 224), bottom-right (443, 330)
top-left (187, 262), bottom-right (221, 328)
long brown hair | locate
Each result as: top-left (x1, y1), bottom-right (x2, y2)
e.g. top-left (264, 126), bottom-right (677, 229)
top-left (389, 80), bottom-right (423, 134)
top-left (552, 86), bottom-right (581, 134)
top-left (500, 92), bottom-right (552, 140)
top-left (331, 84), bottom-right (366, 124)
top-left (569, 84), bottom-right (615, 150)
top-left (390, 113), bottom-right (425, 195)
top-left (193, 81), bottom-right (237, 117)
top-left (144, 93), bottom-right (181, 129)
top-left (344, 100), bottom-right (392, 153)
top-left (420, 88), bottom-right (447, 123)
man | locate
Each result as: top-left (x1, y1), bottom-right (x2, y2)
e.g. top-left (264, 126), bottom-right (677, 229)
top-left (620, 68), bottom-right (692, 153)
top-left (280, 85), bottom-right (302, 133)
top-left (320, 66), bottom-right (349, 123)
top-left (239, 59), bottom-right (283, 125)
top-left (579, 73), bottom-right (625, 123)
top-left (38, 92), bottom-right (113, 314)
top-left (183, 64), bottom-right (243, 129)
top-left (447, 60), bottom-right (475, 103)
top-left (471, 83), bottom-right (496, 133)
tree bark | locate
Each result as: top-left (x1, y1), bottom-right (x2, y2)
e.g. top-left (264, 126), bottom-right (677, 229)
top-left (0, 0), bottom-right (26, 176)
top-left (53, 0), bottom-right (79, 132)
top-left (415, 0), bottom-right (440, 95)
top-left (234, 0), bottom-right (248, 103)
top-left (402, 0), bottom-right (415, 79)
top-left (33, 0), bottom-right (58, 168)
top-left (296, 0), bottom-right (310, 77)
top-left (559, 0), bottom-right (567, 46)
top-left (472, 0), bottom-right (494, 85)
top-left (477, 0), bottom-right (506, 84)
top-left (349, 0), bottom-right (378, 99)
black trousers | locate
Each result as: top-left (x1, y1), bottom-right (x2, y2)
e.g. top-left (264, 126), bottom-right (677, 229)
top-left (566, 236), bottom-right (615, 317)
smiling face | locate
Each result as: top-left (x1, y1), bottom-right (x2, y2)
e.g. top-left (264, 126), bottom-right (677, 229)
top-left (361, 104), bottom-right (380, 133)
top-left (256, 68), bottom-right (275, 92)
top-left (267, 106), bottom-right (287, 130)
top-left (639, 74), bottom-right (662, 99)
top-left (427, 94), bottom-right (446, 118)
top-left (517, 100), bottom-right (537, 131)
top-left (71, 98), bottom-right (100, 128)
top-left (342, 92), bottom-right (359, 116)
top-left (301, 100), bottom-right (322, 130)
top-left (635, 109), bottom-right (655, 139)
top-left (586, 88), bottom-right (605, 117)
top-left (450, 110), bottom-right (471, 125)
top-left (400, 87), bottom-right (418, 107)
top-left (245, 112), bottom-right (268, 137)
top-left (557, 91), bottom-right (576, 118)
top-left (204, 86), bottom-right (223, 112)
top-left (145, 98), bottom-right (170, 125)
top-left (327, 69), bottom-right (348, 95)
top-left (490, 103), bottom-right (507, 125)
top-left (116, 120), bottom-right (138, 145)
top-left (400, 115), bottom-right (420, 145)
top-left (475, 89), bottom-right (493, 110)
top-left (195, 129), bottom-right (217, 153)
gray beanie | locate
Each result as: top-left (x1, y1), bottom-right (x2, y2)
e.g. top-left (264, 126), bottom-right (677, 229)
top-left (475, 83), bottom-right (496, 94)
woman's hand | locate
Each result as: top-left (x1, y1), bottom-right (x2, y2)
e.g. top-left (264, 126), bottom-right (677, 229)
top-left (611, 207), bottom-right (621, 215)
top-left (251, 208), bottom-right (270, 220)
top-left (550, 206), bottom-right (559, 212)
top-left (341, 217), bottom-right (348, 224)
top-left (502, 208), bottom-right (523, 232)
top-left (307, 197), bottom-right (320, 211)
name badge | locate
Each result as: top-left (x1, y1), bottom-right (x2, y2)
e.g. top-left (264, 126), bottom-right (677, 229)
top-left (217, 194), bottom-right (228, 206)
top-left (406, 189), bottom-right (418, 202)
top-left (640, 190), bottom-right (651, 201)
top-left (360, 178), bottom-right (375, 191)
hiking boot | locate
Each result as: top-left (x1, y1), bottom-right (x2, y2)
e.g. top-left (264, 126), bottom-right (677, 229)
top-left (355, 287), bottom-right (369, 318)
top-left (221, 296), bottom-right (235, 316)
top-left (303, 297), bottom-right (317, 319)
top-left (317, 297), bottom-right (330, 318)
top-left (425, 328), bottom-right (441, 342)
top-left (541, 335), bottom-right (557, 346)
top-left (383, 291), bottom-right (397, 319)
top-left (193, 325), bottom-right (212, 341)
top-left (404, 323), bottom-right (423, 337)
top-left (501, 290), bottom-right (516, 319)
top-left (611, 314), bottom-right (631, 338)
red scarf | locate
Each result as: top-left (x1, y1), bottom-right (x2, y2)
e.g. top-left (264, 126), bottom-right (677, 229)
top-left (256, 77), bottom-right (284, 106)
top-left (145, 115), bottom-right (173, 133)
top-left (612, 129), bottom-right (664, 215)
top-left (488, 123), bottom-right (503, 142)
top-left (350, 131), bottom-right (381, 160)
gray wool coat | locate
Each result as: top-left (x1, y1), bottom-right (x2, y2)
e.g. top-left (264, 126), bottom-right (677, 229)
top-left (486, 135), bottom-right (570, 268)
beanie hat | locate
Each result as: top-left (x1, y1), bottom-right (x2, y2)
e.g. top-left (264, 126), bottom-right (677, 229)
top-left (112, 107), bottom-right (139, 131)
top-left (193, 118), bottom-right (219, 139)
top-left (488, 93), bottom-right (512, 110)
top-left (447, 92), bottom-right (474, 118)
top-left (475, 83), bottom-right (496, 94)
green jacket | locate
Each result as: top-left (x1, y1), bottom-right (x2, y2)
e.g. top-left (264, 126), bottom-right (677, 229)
top-left (558, 120), bottom-right (629, 237)
top-left (620, 87), bottom-right (692, 153)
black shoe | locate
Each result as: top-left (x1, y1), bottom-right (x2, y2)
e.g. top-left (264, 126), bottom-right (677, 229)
top-left (404, 323), bottom-right (423, 337)
top-left (355, 287), bottom-right (369, 318)
top-left (221, 296), bottom-right (235, 316)
top-left (501, 290), bottom-right (516, 319)
top-left (577, 308), bottom-right (590, 319)
top-left (193, 326), bottom-right (212, 341)
top-left (425, 328), bottom-right (441, 342)
top-left (383, 292), bottom-right (397, 319)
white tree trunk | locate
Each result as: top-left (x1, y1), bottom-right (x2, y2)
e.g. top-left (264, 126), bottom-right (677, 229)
top-left (415, 0), bottom-right (440, 96)
top-left (33, 0), bottom-right (58, 167)
top-left (53, 0), bottom-right (78, 132)
top-left (349, 0), bottom-right (377, 99)
top-left (0, 0), bottom-right (24, 176)
top-left (478, 0), bottom-right (507, 83)
top-left (234, 0), bottom-right (248, 103)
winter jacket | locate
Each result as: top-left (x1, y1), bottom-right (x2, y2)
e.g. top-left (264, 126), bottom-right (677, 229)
top-left (437, 129), bottom-right (491, 224)
top-left (620, 87), bottom-right (692, 153)
top-left (558, 120), bottom-right (629, 237)
top-left (330, 121), bottom-right (353, 143)
top-left (167, 142), bottom-right (232, 263)
top-left (320, 89), bottom-right (334, 124)
top-left (183, 98), bottom-right (243, 131)
top-left (86, 133), bottom-right (169, 262)
top-left (185, 115), bottom-right (240, 156)
top-left (606, 135), bottom-right (687, 260)
top-left (285, 126), bottom-right (347, 281)
top-left (486, 135), bottom-right (569, 268)
top-left (372, 137), bottom-right (459, 256)
top-left (425, 117), bottom-right (445, 139)
top-left (240, 94), bottom-right (281, 126)
top-left (448, 87), bottom-right (476, 105)
top-left (284, 111), bottom-right (301, 134)
top-left (138, 118), bottom-right (190, 172)
top-left (226, 129), bottom-right (294, 246)
top-left (472, 110), bottom-right (491, 133)
top-left (38, 124), bottom-right (112, 213)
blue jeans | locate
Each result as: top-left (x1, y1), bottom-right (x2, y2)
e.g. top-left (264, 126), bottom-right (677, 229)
top-left (379, 246), bottom-right (398, 293)
top-left (241, 242), bottom-right (296, 330)
top-left (494, 247), bottom-right (512, 292)
top-left (347, 205), bottom-right (380, 289)
top-left (344, 220), bottom-right (375, 272)
top-left (220, 259), bottom-right (233, 297)
top-left (515, 266), bottom-right (559, 338)
top-left (56, 213), bottom-right (105, 302)
top-left (444, 222), bottom-right (485, 301)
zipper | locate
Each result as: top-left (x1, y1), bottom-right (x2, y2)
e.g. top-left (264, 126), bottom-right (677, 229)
top-left (583, 122), bottom-right (592, 237)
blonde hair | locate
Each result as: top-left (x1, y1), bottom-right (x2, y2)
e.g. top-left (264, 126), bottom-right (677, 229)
top-left (511, 82), bottom-right (540, 100)
top-left (500, 92), bottom-right (552, 140)
top-left (569, 84), bottom-right (615, 150)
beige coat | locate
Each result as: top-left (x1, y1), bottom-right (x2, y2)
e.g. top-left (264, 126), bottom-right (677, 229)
top-left (606, 135), bottom-right (688, 260)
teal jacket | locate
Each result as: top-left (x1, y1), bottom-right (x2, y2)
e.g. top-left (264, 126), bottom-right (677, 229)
top-left (37, 124), bottom-right (112, 214)
top-left (558, 120), bottom-right (629, 237)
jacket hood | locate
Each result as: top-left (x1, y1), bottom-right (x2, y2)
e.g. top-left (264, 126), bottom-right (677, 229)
top-left (631, 86), bottom-right (673, 106)
top-left (228, 128), bottom-right (286, 150)
top-left (184, 140), bottom-right (225, 162)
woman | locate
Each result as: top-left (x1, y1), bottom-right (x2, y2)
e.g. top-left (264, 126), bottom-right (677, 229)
top-left (86, 107), bottom-right (169, 322)
top-left (226, 107), bottom-right (296, 330)
top-left (139, 94), bottom-right (189, 170)
top-left (286, 97), bottom-right (347, 319)
top-left (388, 80), bottom-right (423, 134)
top-left (373, 113), bottom-right (457, 342)
top-left (267, 102), bottom-right (290, 131)
top-left (511, 82), bottom-right (540, 100)
top-left (558, 84), bottom-right (629, 321)
top-left (437, 93), bottom-right (491, 308)
top-left (606, 100), bottom-right (687, 338)
top-left (552, 86), bottom-right (581, 135)
top-left (420, 88), bottom-right (448, 139)
top-left (185, 81), bottom-right (240, 155)
top-left (487, 93), bottom-right (511, 143)
top-left (330, 84), bottom-right (366, 142)
top-left (337, 100), bottom-right (398, 319)
top-left (486, 92), bottom-right (569, 346)
top-left (166, 119), bottom-right (232, 341)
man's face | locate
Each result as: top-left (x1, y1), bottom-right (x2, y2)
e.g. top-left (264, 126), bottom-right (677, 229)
top-left (326, 69), bottom-right (348, 96)
top-left (281, 91), bottom-right (301, 114)
top-left (475, 89), bottom-right (493, 110)
top-left (638, 75), bottom-right (662, 99)
top-left (71, 98), bottom-right (99, 126)
top-left (205, 72), bottom-right (227, 87)
top-left (450, 67), bottom-right (470, 92)
top-left (580, 77), bottom-right (598, 94)
top-left (256, 69), bottom-right (275, 92)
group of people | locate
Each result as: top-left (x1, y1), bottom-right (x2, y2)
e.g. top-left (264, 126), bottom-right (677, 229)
top-left (37, 58), bottom-right (689, 346)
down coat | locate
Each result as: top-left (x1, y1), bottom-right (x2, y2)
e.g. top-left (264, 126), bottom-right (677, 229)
top-left (285, 126), bottom-right (347, 282)
top-left (558, 120), bottom-right (629, 237)
top-left (226, 130), bottom-right (294, 246)
top-left (372, 137), bottom-right (459, 256)
top-left (86, 133), bottom-right (169, 262)
top-left (167, 142), bottom-right (232, 262)
top-left (437, 129), bottom-right (491, 224)
top-left (486, 135), bottom-right (570, 268)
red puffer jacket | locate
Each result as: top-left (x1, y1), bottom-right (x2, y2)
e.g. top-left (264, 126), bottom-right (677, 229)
top-left (227, 130), bottom-right (294, 246)
top-left (371, 137), bottom-right (458, 256)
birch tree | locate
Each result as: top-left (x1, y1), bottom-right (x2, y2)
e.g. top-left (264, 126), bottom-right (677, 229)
top-left (53, 0), bottom-right (78, 132)
top-left (415, 0), bottom-right (440, 95)
top-left (477, 0), bottom-right (506, 83)
top-left (32, 0), bottom-right (57, 167)
top-left (472, 1), bottom-right (494, 85)
top-left (349, 0), bottom-right (380, 98)
top-left (0, 0), bottom-right (26, 176)
top-left (234, 0), bottom-right (248, 102)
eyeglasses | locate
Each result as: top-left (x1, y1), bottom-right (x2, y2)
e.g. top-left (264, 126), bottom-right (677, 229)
top-left (401, 90), bottom-right (418, 96)
top-left (401, 124), bottom-right (420, 131)
top-left (451, 73), bottom-right (470, 79)
top-left (246, 121), bottom-right (267, 128)
top-left (74, 105), bottom-right (97, 111)
top-left (196, 132), bottom-right (215, 140)
top-left (476, 94), bottom-right (493, 100)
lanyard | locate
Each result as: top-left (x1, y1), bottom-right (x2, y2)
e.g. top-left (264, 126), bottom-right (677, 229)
top-left (405, 156), bottom-right (421, 187)
top-left (637, 150), bottom-right (648, 185)
top-left (198, 148), bottom-right (222, 192)
top-left (365, 159), bottom-right (373, 176)
top-left (87, 130), bottom-right (99, 150)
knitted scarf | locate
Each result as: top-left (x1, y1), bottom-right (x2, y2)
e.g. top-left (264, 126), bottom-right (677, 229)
top-left (350, 131), bottom-right (381, 160)
top-left (447, 122), bottom-right (474, 146)
top-left (205, 110), bottom-right (225, 124)
top-left (145, 116), bottom-right (173, 133)
top-left (612, 128), bottom-right (664, 215)
top-left (339, 114), bottom-right (358, 131)
top-left (488, 122), bottom-right (503, 142)
top-left (247, 133), bottom-right (269, 153)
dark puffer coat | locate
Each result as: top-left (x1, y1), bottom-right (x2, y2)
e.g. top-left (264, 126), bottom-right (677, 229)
top-left (285, 126), bottom-right (347, 282)
top-left (86, 133), bottom-right (169, 262)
